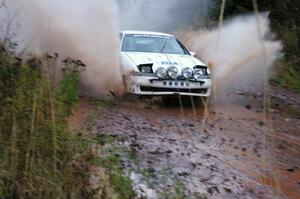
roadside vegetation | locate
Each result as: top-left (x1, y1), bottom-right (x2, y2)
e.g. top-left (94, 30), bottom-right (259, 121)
top-left (0, 27), bottom-right (136, 199)
top-left (0, 14), bottom-right (136, 197)
top-left (0, 43), bottom-right (94, 198)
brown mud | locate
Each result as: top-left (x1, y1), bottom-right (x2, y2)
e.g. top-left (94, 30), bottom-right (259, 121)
top-left (72, 85), bottom-right (300, 199)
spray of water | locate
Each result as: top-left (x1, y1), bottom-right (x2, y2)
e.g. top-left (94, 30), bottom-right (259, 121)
top-left (178, 14), bottom-right (282, 100)
top-left (5, 0), bottom-right (123, 97)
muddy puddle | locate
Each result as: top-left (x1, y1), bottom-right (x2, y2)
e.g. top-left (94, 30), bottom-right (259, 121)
top-left (77, 86), bottom-right (300, 199)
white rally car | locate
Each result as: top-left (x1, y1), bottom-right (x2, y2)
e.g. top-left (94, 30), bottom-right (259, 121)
top-left (120, 31), bottom-right (212, 97)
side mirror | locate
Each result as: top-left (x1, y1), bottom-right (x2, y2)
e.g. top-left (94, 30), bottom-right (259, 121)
top-left (190, 51), bottom-right (197, 57)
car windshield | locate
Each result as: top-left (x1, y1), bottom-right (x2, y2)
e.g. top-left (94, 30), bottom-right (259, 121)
top-left (121, 34), bottom-right (190, 55)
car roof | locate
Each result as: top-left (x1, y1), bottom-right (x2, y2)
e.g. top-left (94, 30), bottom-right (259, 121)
top-left (121, 30), bottom-right (173, 37)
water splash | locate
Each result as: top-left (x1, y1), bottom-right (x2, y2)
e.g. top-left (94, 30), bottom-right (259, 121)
top-left (178, 14), bottom-right (282, 100)
top-left (5, 0), bottom-right (123, 97)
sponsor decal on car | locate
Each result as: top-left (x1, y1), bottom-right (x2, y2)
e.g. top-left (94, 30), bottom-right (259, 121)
top-left (161, 61), bottom-right (178, 65)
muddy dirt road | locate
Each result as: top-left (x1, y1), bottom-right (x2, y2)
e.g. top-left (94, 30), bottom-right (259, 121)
top-left (72, 86), bottom-right (300, 199)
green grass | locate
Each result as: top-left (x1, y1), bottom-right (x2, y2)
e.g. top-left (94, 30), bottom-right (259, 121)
top-left (275, 66), bottom-right (300, 92)
top-left (110, 170), bottom-right (135, 199)
top-left (96, 149), bottom-right (136, 199)
top-left (174, 181), bottom-right (188, 199)
top-left (164, 181), bottom-right (207, 199)
top-left (82, 131), bottom-right (136, 199)
top-left (163, 181), bottom-right (187, 199)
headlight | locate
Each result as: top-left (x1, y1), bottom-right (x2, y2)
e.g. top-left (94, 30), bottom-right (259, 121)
top-left (193, 68), bottom-right (206, 80)
top-left (182, 68), bottom-right (193, 79)
top-left (167, 66), bottom-right (178, 78)
top-left (156, 67), bottom-right (167, 78)
top-left (139, 64), bottom-right (153, 73)
top-left (140, 66), bottom-right (152, 73)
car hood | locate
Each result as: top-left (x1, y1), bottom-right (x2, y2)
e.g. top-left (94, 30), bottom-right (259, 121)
top-left (122, 52), bottom-right (206, 71)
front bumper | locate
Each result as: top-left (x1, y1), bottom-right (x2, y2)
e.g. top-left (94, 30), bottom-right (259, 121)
top-left (124, 75), bottom-right (212, 97)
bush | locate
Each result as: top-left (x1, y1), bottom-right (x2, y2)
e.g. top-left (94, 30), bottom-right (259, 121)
top-left (0, 45), bottom-right (92, 198)
top-left (274, 59), bottom-right (300, 92)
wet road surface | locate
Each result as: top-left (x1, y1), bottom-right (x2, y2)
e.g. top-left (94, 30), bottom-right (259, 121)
top-left (76, 87), bottom-right (300, 199)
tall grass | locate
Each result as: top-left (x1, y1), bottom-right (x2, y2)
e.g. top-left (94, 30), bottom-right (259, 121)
top-left (273, 61), bottom-right (300, 92)
top-left (0, 45), bottom-right (92, 198)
